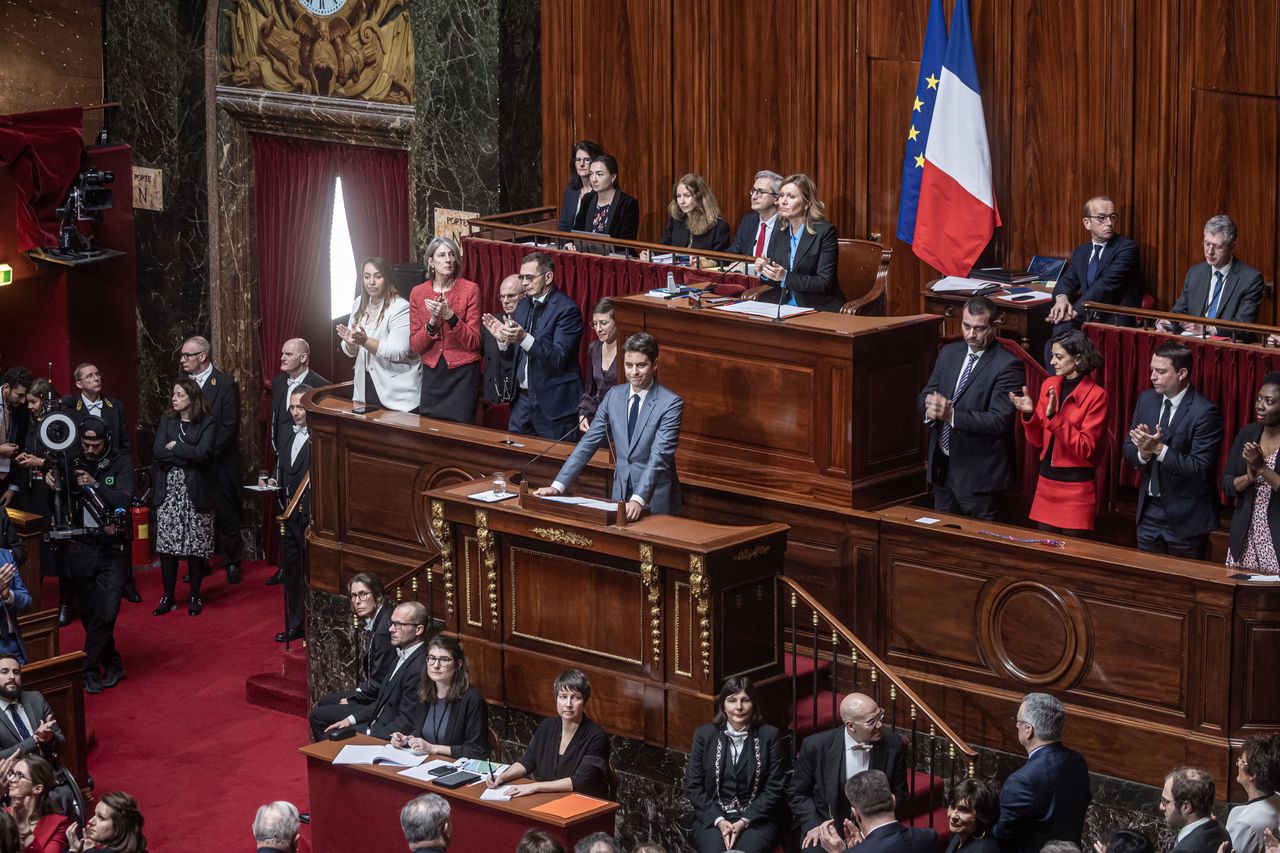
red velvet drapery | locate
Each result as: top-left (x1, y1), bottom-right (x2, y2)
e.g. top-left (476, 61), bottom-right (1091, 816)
top-left (0, 108), bottom-right (84, 250)
top-left (337, 145), bottom-right (411, 290)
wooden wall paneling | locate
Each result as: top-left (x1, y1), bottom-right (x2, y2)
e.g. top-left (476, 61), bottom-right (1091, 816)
top-left (815, 0), bottom-right (857, 238)
top-left (540, 0), bottom-right (577, 210)
top-left (1190, 0), bottom-right (1280, 97)
top-left (969, 0), bottom-right (1012, 272)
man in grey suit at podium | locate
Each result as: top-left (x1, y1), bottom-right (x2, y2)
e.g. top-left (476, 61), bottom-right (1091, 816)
top-left (535, 332), bottom-right (683, 520)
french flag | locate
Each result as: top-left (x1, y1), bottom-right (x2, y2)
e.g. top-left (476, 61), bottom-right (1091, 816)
top-left (910, 0), bottom-right (999, 276)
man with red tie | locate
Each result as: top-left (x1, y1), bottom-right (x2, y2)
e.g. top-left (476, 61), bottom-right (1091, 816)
top-left (728, 170), bottom-right (783, 259)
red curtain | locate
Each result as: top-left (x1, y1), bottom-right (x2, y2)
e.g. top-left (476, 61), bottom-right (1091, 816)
top-left (0, 107), bottom-right (84, 250)
top-left (337, 145), bottom-right (410, 288)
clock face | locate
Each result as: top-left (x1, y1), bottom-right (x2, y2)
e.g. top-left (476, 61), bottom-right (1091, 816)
top-left (296, 0), bottom-right (348, 16)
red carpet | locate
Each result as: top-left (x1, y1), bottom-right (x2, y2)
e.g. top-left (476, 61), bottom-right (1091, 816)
top-left (54, 560), bottom-right (312, 850)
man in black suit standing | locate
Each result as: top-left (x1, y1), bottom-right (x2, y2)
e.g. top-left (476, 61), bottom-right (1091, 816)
top-left (790, 692), bottom-right (909, 849)
top-left (1159, 214), bottom-right (1265, 335)
top-left (918, 296), bottom-right (1024, 520)
top-left (811, 770), bottom-right (938, 853)
top-left (728, 170), bottom-right (783, 258)
top-left (317, 600), bottom-right (429, 740)
top-left (1122, 341), bottom-right (1224, 558)
top-left (1046, 196), bottom-right (1143, 364)
top-left (265, 339), bottom-right (326, 587)
top-left (181, 336), bottom-right (243, 583)
top-left (0, 367), bottom-right (33, 509)
top-left (269, 386), bottom-right (312, 642)
top-left (480, 275), bottom-right (521, 405)
top-left (1161, 767), bottom-right (1231, 853)
top-left (992, 692), bottom-right (1091, 853)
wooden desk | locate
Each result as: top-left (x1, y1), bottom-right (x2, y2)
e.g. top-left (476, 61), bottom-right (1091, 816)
top-left (428, 480), bottom-right (788, 748)
top-left (301, 735), bottom-right (617, 853)
top-left (611, 294), bottom-right (938, 509)
top-left (923, 283), bottom-right (1054, 355)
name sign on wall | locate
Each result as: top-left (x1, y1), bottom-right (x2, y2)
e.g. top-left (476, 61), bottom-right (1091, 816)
top-left (132, 167), bottom-right (163, 211)
top-left (433, 208), bottom-right (479, 243)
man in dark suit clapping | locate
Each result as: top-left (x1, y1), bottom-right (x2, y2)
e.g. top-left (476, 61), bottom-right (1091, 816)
top-left (992, 692), bottom-right (1091, 853)
top-left (811, 770), bottom-right (939, 853)
top-left (1122, 341), bottom-right (1224, 558)
top-left (480, 275), bottom-right (521, 404)
top-left (918, 296), bottom-right (1025, 520)
top-left (1161, 767), bottom-right (1231, 853)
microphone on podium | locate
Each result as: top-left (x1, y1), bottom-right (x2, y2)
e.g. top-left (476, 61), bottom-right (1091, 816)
top-left (514, 424), bottom-right (581, 490)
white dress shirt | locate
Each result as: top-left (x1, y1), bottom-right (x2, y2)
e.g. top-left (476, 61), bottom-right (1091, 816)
top-left (843, 728), bottom-right (873, 780)
top-left (189, 364), bottom-right (213, 387)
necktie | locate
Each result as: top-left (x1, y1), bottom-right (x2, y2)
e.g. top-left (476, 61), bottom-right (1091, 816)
top-left (1088, 243), bottom-right (1103, 284)
top-left (1205, 270), bottom-right (1224, 319)
top-left (939, 353), bottom-right (977, 456)
top-left (521, 300), bottom-right (544, 387)
top-left (753, 221), bottom-right (767, 256)
top-left (627, 394), bottom-right (640, 437)
top-left (7, 705), bottom-right (30, 740)
top-left (1150, 398), bottom-right (1173, 497)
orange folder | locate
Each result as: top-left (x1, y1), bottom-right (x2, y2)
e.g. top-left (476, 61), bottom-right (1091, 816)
top-left (530, 793), bottom-right (609, 819)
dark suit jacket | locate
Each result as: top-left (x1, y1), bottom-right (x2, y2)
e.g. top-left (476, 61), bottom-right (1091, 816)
top-left (1051, 235), bottom-right (1143, 317)
top-left (512, 287), bottom-right (584, 421)
top-left (63, 394), bottom-right (131, 458)
top-left (0, 404), bottom-right (29, 497)
top-left (197, 366), bottom-right (240, 481)
top-left (276, 430), bottom-right (311, 520)
top-left (685, 723), bottom-right (787, 830)
top-left (762, 219), bottom-right (843, 312)
top-left (573, 189), bottom-right (641, 241)
top-left (270, 369), bottom-right (327, 460)
top-left (558, 182), bottom-right (588, 232)
top-left (353, 603), bottom-right (395, 702)
top-left (481, 327), bottom-right (515, 403)
top-left (1171, 819), bottom-right (1232, 853)
top-left (419, 687), bottom-right (490, 759)
top-left (787, 727), bottom-right (910, 834)
top-left (729, 211), bottom-right (774, 256)
top-left (151, 416), bottom-right (219, 511)
top-left (946, 835), bottom-right (1000, 853)
top-left (1221, 422), bottom-right (1280, 566)
top-left (992, 742), bottom-right (1092, 853)
top-left (853, 823), bottom-right (941, 853)
top-left (659, 216), bottom-right (731, 252)
top-left (0, 690), bottom-right (65, 760)
top-left (352, 642), bottom-right (427, 739)
top-left (917, 342), bottom-right (1025, 495)
top-left (1171, 260), bottom-right (1265, 325)
top-left (1122, 387), bottom-right (1224, 537)
top-left (0, 568), bottom-right (31, 664)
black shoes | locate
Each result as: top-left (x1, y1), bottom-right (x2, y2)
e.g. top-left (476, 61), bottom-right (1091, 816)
top-left (275, 628), bottom-right (304, 643)
top-left (152, 596), bottom-right (177, 616)
top-left (188, 595), bottom-right (203, 616)
top-left (57, 605), bottom-right (73, 627)
top-left (101, 667), bottom-right (126, 688)
top-left (226, 564), bottom-right (243, 584)
top-left (123, 583), bottom-right (142, 604)
top-left (265, 569), bottom-right (284, 586)
top-left (84, 673), bottom-right (103, 695)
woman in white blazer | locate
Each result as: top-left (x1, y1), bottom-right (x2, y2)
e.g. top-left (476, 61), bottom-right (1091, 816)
top-left (337, 257), bottom-right (422, 412)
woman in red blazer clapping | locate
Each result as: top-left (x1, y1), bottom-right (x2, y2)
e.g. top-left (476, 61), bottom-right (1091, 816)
top-left (409, 236), bottom-right (482, 423)
top-left (1010, 330), bottom-right (1108, 535)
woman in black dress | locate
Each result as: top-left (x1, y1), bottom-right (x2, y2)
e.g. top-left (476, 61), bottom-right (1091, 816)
top-left (151, 378), bottom-right (218, 617)
top-left (577, 298), bottom-right (619, 432)
top-left (944, 777), bottom-right (1001, 853)
top-left (685, 676), bottom-right (787, 853)
top-left (573, 155), bottom-right (640, 241)
top-left (658, 173), bottom-right (731, 253)
top-left (557, 140), bottom-right (605, 232)
top-left (390, 635), bottom-right (490, 760)
top-left (485, 669), bottom-right (610, 799)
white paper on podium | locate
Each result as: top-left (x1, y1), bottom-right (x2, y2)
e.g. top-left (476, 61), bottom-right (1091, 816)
top-left (542, 495), bottom-right (619, 511)
top-left (331, 745), bottom-right (384, 765)
top-left (481, 787), bottom-right (513, 801)
top-left (711, 301), bottom-right (814, 319)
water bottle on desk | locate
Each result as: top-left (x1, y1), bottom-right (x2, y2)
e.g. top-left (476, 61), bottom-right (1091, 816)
top-left (666, 271), bottom-right (677, 295)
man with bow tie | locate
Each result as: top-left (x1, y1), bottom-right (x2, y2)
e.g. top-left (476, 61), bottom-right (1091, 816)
top-left (264, 387), bottom-right (313, 643)
top-left (788, 693), bottom-right (909, 849)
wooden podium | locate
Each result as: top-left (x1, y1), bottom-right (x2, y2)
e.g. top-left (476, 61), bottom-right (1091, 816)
top-left (425, 480), bottom-right (788, 749)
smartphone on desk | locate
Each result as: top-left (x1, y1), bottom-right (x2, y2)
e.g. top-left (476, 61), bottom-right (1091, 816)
top-left (351, 405), bottom-right (381, 415)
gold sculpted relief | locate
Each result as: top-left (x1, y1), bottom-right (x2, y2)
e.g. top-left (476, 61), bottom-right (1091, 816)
top-left (221, 0), bottom-right (414, 104)
top-left (430, 500), bottom-right (454, 618)
top-left (529, 527), bottom-right (593, 548)
top-left (476, 510), bottom-right (499, 631)
top-left (640, 544), bottom-right (661, 669)
top-left (690, 554), bottom-right (711, 675)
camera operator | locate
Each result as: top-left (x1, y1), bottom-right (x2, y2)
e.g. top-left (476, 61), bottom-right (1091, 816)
top-left (46, 418), bottom-right (132, 694)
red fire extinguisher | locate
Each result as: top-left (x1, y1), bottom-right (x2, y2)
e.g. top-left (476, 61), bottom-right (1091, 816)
top-left (131, 504), bottom-right (151, 567)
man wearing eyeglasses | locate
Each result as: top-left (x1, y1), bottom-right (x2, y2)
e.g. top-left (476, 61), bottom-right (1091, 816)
top-left (180, 336), bottom-right (243, 584)
top-left (992, 692), bottom-right (1091, 853)
top-left (1159, 214), bottom-right (1265, 337)
top-left (728, 170), bottom-right (783, 260)
top-left (1046, 196), bottom-right (1143, 365)
top-left (0, 656), bottom-right (64, 760)
top-left (788, 692), bottom-right (909, 849)
top-left (315, 601), bottom-right (431, 741)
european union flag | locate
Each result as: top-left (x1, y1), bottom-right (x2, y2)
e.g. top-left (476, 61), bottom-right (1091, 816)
top-left (896, 0), bottom-right (949, 245)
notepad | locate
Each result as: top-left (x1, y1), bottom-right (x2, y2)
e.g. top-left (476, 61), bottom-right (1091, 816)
top-left (530, 793), bottom-right (610, 819)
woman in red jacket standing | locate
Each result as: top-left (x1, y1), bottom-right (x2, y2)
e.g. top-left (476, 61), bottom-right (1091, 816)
top-left (410, 236), bottom-right (482, 423)
top-left (1010, 329), bottom-right (1108, 535)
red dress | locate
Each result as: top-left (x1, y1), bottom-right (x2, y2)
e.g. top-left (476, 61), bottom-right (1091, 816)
top-left (1020, 374), bottom-right (1109, 531)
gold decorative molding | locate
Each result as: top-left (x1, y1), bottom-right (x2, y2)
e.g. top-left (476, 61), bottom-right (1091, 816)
top-left (673, 580), bottom-right (692, 678)
top-left (462, 536), bottom-right (482, 629)
top-left (640, 544), bottom-right (661, 669)
top-left (476, 509), bottom-right (499, 631)
top-left (529, 527), bottom-right (593, 548)
top-left (733, 543), bottom-right (770, 562)
top-left (690, 554), bottom-right (711, 675)
top-left (430, 500), bottom-right (454, 618)
top-left (221, 0), bottom-right (414, 104)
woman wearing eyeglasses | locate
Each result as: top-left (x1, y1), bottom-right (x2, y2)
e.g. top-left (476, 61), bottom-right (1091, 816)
top-left (0, 752), bottom-right (68, 853)
top-left (306, 573), bottom-right (394, 741)
top-left (557, 140), bottom-right (606, 232)
top-left (390, 635), bottom-right (490, 759)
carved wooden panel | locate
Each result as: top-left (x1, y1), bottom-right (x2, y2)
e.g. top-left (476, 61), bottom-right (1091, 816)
top-left (1190, 0), bottom-right (1280, 96)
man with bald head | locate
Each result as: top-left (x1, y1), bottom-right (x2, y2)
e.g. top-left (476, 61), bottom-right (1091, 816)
top-left (481, 275), bottom-right (522, 404)
top-left (266, 338), bottom-right (326, 586)
top-left (789, 692), bottom-right (909, 847)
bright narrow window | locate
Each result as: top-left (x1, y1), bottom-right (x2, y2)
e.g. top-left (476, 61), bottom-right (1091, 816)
top-left (329, 176), bottom-right (357, 320)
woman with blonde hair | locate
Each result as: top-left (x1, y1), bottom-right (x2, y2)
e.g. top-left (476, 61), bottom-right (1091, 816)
top-left (755, 173), bottom-right (842, 312)
top-left (409, 237), bottom-right (482, 423)
top-left (659, 174), bottom-right (730, 252)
